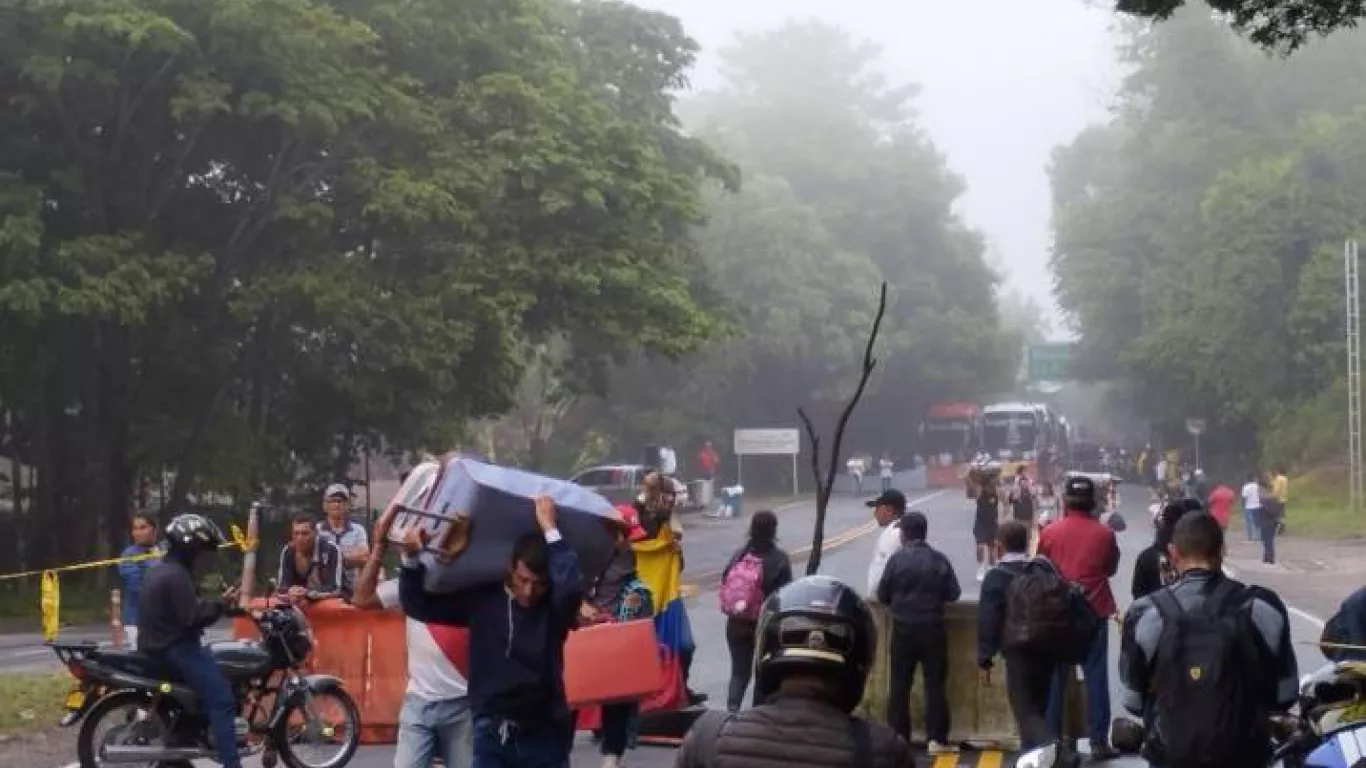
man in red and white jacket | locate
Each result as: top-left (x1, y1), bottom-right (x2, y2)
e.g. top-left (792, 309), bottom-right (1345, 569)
top-left (353, 506), bottom-right (472, 768)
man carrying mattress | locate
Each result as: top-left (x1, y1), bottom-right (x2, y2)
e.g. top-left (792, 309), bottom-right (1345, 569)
top-left (399, 495), bottom-right (583, 768)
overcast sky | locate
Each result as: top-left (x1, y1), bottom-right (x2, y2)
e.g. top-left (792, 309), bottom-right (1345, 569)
top-left (640, 0), bottom-right (1122, 332)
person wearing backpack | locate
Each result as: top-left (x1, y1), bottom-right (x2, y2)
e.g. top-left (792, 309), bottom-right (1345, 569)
top-left (1118, 512), bottom-right (1297, 768)
top-left (719, 509), bottom-right (793, 712)
top-left (876, 511), bottom-right (962, 754)
top-left (1132, 499), bottom-right (1202, 601)
top-left (674, 576), bottom-right (914, 768)
top-left (977, 521), bottom-right (1069, 754)
top-left (1038, 474), bottom-right (1121, 761)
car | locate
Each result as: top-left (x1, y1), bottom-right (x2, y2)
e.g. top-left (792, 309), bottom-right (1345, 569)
top-left (568, 464), bottom-right (692, 510)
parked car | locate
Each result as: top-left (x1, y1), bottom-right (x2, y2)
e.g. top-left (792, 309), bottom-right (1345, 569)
top-left (569, 464), bottom-right (692, 509)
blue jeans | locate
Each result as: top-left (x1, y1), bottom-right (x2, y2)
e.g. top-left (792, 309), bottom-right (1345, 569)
top-left (160, 640), bottom-right (241, 768)
top-left (1046, 621), bottom-right (1111, 748)
top-left (395, 694), bottom-right (473, 768)
top-left (1243, 507), bottom-right (1259, 540)
top-left (471, 714), bottom-right (571, 768)
top-left (1256, 508), bottom-right (1277, 564)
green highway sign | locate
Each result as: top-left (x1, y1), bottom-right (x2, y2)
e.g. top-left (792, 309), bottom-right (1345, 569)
top-left (1027, 342), bottom-right (1073, 382)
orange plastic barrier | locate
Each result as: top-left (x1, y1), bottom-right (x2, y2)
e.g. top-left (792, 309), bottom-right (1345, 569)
top-left (232, 599), bottom-right (407, 744)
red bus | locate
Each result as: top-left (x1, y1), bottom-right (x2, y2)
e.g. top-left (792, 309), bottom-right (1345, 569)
top-left (920, 403), bottom-right (981, 489)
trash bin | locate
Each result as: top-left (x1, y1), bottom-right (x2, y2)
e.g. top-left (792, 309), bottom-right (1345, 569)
top-left (688, 479), bottom-right (714, 509)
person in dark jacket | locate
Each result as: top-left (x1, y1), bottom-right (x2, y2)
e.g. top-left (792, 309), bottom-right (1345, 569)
top-left (398, 495), bottom-right (583, 768)
top-left (116, 512), bottom-right (161, 649)
top-left (1321, 586), bottom-right (1366, 662)
top-left (674, 576), bottom-right (913, 768)
top-left (275, 514), bottom-right (344, 602)
top-left (876, 511), bottom-right (962, 753)
top-left (976, 520), bottom-right (1061, 751)
top-left (138, 514), bottom-right (241, 768)
top-left (720, 509), bottom-right (794, 712)
top-left (1131, 498), bottom-right (1203, 601)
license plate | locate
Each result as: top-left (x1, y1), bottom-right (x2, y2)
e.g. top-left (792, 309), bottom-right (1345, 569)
top-left (63, 689), bottom-right (85, 710)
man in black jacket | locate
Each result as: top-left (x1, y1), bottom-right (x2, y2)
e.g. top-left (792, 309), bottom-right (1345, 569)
top-left (976, 520), bottom-right (1060, 752)
top-left (876, 511), bottom-right (961, 753)
top-left (138, 514), bottom-right (241, 768)
top-left (398, 495), bottom-right (582, 768)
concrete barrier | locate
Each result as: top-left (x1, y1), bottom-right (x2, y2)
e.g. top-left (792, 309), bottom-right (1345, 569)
top-left (855, 601), bottom-right (1085, 750)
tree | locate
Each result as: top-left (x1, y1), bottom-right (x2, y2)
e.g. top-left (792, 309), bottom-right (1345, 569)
top-left (0, 0), bottom-right (730, 572)
top-left (1115, 0), bottom-right (1366, 51)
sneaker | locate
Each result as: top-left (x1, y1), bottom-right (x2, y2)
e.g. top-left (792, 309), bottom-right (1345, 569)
top-left (600, 756), bottom-right (622, 768)
top-left (927, 741), bottom-right (959, 755)
top-left (1088, 743), bottom-right (1120, 762)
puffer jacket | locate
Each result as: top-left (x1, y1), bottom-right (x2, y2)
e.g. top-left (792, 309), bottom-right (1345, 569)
top-left (674, 693), bottom-right (913, 768)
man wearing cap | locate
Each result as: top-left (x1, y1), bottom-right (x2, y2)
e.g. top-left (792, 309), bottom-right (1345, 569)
top-left (1038, 474), bottom-right (1121, 761)
top-left (317, 483), bottom-right (369, 597)
top-left (865, 489), bottom-right (907, 597)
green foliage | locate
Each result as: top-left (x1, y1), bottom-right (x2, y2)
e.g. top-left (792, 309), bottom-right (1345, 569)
top-left (1116, 0), bottom-right (1366, 51)
top-left (1051, 7), bottom-right (1366, 469)
top-left (0, 0), bottom-right (728, 568)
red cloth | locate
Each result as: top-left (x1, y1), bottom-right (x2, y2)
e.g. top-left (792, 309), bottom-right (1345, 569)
top-left (1206, 485), bottom-right (1235, 529)
top-left (1038, 509), bottom-right (1120, 618)
top-left (698, 446), bottom-right (718, 473)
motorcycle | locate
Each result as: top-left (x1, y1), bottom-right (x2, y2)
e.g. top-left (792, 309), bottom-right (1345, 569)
top-left (1270, 661), bottom-right (1366, 768)
top-left (51, 599), bottom-right (360, 768)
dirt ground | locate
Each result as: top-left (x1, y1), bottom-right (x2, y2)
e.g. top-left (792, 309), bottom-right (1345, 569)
top-left (0, 725), bottom-right (78, 767)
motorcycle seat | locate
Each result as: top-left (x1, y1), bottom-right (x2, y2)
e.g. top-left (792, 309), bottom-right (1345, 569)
top-left (92, 648), bottom-right (178, 681)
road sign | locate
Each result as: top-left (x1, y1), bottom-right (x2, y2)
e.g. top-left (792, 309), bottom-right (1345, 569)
top-left (1026, 343), bottom-right (1073, 382)
top-left (1185, 418), bottom-right (1207, 436)
top-left (733, 428), bottom-right (800, 455)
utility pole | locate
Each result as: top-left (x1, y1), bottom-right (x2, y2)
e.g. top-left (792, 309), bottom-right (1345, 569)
top-left (1346, 240), bottom-right (1363, 516)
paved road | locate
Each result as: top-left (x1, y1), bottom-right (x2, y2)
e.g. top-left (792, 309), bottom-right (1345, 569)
top-left (40, 486), bottom-right (1333, 767)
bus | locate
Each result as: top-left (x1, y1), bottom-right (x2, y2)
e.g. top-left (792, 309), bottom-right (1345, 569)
top-left (920, 402), bottom-right (981, 488)
top-left (981, 401), bottom-right (1058, 479)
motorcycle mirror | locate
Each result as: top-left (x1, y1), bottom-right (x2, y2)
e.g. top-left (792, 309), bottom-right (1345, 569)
top-left (1016, 743), bottom-right (1060, 768)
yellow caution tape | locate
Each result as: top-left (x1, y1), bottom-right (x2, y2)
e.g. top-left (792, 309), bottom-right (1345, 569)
top-left (40, 571), bottom-right (59, 642)
top-left (0, 528), bottom-right (255, 581)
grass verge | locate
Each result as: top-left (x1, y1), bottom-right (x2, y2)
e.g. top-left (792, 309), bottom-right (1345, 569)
top-left (0, 670), bottom-right (72, 737)
top-left (1285, 466), bottom-right (1364, 539)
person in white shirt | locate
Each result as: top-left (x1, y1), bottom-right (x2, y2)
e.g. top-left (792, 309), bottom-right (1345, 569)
top-left (879, 454), bottom-right (895, 492)
top-left (658, 444), bottom-right (678, 476)
top-left (1155, 458), bottom-right (1167, 490)
top-left (1240, 474), bottom-right (1263, 543)
top-left (847, 456), bottom-right (866, 496)
top-left (352, 506), bottom-right (472, 768)
top-left (865, 489), bottom-right (908, 596)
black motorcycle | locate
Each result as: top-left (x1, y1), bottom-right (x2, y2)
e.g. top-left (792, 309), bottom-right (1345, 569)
top-left (51, 601), bottom-right (360, 768)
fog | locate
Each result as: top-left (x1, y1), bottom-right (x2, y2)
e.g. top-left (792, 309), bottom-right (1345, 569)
top-left (641, 0), bottom-right (1120, 335)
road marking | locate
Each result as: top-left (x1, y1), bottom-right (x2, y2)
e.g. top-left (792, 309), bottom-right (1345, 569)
top-left (1288, 603), bottom-right (1326, 629)
top-left (930, 754), bottom-right (960, 768)
top-left (976, 752), bottom-right (1005, 768)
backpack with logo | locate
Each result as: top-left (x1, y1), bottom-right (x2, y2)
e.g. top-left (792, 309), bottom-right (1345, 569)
top-left (1150, 579), bottom-right (1267, 767)
top-left (685, 709), bottom-right (871, 768)
top-left (1003, 560), bottom-right (1098, 663)
top-left (719, 552), bottom-right (765, 620)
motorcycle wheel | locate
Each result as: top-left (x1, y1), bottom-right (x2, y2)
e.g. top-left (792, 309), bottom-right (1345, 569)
top-left (270, 686), bottom-right (361, 768)
top-left (76, 690), bottom-right (189, 768)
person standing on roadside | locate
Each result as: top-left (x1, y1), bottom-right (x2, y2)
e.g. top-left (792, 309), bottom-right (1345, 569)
top-left (352, 505), bottom-right (472, 768)
top-left (876, 511), bottom-right (962, 755)
top-left (398, 496), bottom-right (583, 768)
top-left (847, 455), bottom-right (866, 496)
top-left (1009, 466), bottom-right (1035, 524)
top-left (865, 489), bottom-right (908, 597)
top-left (1269, 466), bottom-right (1290, 532)
top-left (973, 470), bottom-right (1002, 582)
top-left (879, 453), bottom-right (895, 492)
top-left (718, 509), bottom-right (793, 712)
top-left (1205, 479), bottom-right (1235, 531)
top-left (1119, 513), bottom-right (1297, 767)
top-left (976, 521), bottom-right (1064, 752)
top-left (1239, 472), bottom-right (1262, 542)
top-left (317, 483), bottom-right (368, 597)
top-left (117, 512), bottom-right (161, 649)
top-left (696, 441), bottom-right (719, 481)
top-left (1038, 475), bottom-right (1120, 761)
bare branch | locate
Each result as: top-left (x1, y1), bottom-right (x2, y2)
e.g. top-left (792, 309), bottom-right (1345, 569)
top-left (797, 406), bottom-right (823, 495)
top-left (803, 281), bottom-right (889, 576)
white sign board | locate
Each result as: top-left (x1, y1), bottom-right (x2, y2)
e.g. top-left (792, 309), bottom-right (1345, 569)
top-left (733, 428), bottom-right (800, 456)
top-left (1186, 418), bottom-right (1208, 436)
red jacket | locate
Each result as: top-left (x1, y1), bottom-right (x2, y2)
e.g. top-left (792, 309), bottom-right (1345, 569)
top-left (1037, 509), bottom-right (1120, 618)
top-left (1206, 485), bottom-right (1235, 530)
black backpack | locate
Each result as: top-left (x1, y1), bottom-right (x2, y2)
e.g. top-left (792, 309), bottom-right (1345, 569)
top-left (685, 708), bottom-right (872, 767)
top-left (1150, 579), bottom-right (1267, 767)
top-left (1003, 561), bottom-right (1073, 653)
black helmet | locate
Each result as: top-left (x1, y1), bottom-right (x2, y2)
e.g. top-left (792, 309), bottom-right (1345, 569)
top-left (1062, 474), bottom-right (1097, 512)
top-left (164, 514), bottom-right (226, 556)
top-left (753, 575), bottom-right (875, 712)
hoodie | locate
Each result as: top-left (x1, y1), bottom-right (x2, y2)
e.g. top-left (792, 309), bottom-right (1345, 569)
top-left (399, 529), bottom-right (582, 725)
top-left (136, 550), bottom-right (229, 653)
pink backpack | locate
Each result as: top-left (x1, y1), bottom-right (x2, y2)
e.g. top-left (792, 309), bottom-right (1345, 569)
top-left (719, 552), bottom-right (765, 620)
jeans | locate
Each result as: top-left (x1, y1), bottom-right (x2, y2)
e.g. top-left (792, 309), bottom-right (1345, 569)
top-left (887, 620), bottom-right (950, 744)
top-left (1257, 508), bottom-right (1277, 564)
top-left (1003, 650), bottom-right (1058, 751)
top-left (471, 714), bottom-right (571, 768)
top-left (881, 475), bottom-right (892, 492)
top-left (1047, 621), bottom-right (1111, 747)
top-left (160, 640), bottom-right (241, 768)
top-left (395, 693), bottom-right (473, 768)
top-left (724, 617), bottom-right (758, 711)
top-left (1243, 507), bottom-right (1259, 540)
top-left (599, 703), bottom-right (638, 757)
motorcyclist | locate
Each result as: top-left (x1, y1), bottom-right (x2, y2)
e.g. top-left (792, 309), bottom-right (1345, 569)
top-left (673, 575), bottom-right (913, 768)
top-left (137, 514), bottom-right (242, 768)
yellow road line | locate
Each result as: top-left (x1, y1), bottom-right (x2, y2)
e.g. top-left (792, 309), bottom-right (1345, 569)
top-left (930, 754), bottom-right (960, 768)
top-left (976, 750), bottom-right (1005, 768)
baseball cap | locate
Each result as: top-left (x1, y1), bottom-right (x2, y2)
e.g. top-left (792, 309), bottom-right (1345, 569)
top-left (1063, 474), bottom-right (1096, 499)
top-left (323, 483), bottom-right (351, 500)
top-left (866, 489), bottom-right (907, 512)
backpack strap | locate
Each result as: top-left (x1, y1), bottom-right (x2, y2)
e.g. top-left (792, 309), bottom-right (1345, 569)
top-left (847, 716), bottom-right (873, 767)
top-left (1151, 586), bottom-right (1184, 623)
top-left (687, 709), bottom-right (736, 768)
